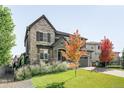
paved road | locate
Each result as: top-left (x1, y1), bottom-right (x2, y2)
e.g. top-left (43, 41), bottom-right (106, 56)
top-left (82, 67), bottom-right (124, 78)
top-left (0, 79), bottom-right (33, 88)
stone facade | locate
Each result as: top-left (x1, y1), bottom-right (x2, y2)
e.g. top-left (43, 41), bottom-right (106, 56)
top-left (29, 18), bottom-right (55, 64)
top-left (24, 15), bottom-right (88, 66)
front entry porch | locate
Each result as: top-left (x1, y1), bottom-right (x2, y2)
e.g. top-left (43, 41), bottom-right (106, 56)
top-left (57, 49), bottom-right (66, 62)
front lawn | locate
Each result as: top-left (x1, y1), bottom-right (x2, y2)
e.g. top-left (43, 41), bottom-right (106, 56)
top-left (32, 69), bottom-right (124, 88)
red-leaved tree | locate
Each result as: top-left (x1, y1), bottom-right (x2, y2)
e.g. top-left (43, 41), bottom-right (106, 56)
top-left (61, 30), bottom-right (87, 77)
top-left (99, 36), bottom-right (115, 67)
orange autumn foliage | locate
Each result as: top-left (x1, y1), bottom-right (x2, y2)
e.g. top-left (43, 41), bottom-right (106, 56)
top-left (99, 36), bottom-right (115, 63)
top-left (61, 30), bottom-right (87, 65)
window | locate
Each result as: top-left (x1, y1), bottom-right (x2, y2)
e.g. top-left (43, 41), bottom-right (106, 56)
top-left (36, 32), bottom-right (40, 41)
top-left (40, 50), bottom-right (49, 60)
top-left (40, 53), bottom-right (44, 59)
top-left (43, 33), bottom-right (47, 42)
top-left (44, 53), bottom-right (48, 59)
top-left (98, 45), bottom-right (100, 49)
top-left (47, 33), bottom-right (51, 42)
top-left (58, 50), bottom-right (61, 61)
top-left (36, 32), bottom-right (43, 41)
top-left (91, 46), bottom-right (94, 49)
top-left (40, 33), bottom-right (43, 41)
top-left (36, 32), bottom-right (51, 42)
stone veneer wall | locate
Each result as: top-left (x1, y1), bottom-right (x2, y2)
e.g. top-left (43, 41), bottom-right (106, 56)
top-left (29, 18), bottom-right (55, 64)
top-left (53, 38), bottom-right (65, 62)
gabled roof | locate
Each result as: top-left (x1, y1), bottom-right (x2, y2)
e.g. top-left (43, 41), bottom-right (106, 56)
top-left (28, 15), bottom-right (56, 31)
top-left (56, 30), bottom-right (87, 40)
top-left (24, 15), bottom-right (87, 44)
top-left (52, 36), bottom-right (67, 47)
top-left (24, 15), bottom-right (56, 43)
top-left (86, 41), bottom-right (100, 45)
top-left (56, 30), bottom-right (71, 37)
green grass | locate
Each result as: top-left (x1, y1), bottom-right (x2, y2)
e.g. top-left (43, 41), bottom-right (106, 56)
top-left (32, 69), bottom-right (124, 88)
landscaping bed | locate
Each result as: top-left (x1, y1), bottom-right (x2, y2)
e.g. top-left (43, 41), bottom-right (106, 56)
top-left (15, 62), bottom-right (68, 81)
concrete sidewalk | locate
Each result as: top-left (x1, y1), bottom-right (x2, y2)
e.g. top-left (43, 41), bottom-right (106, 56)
top-left (102, 70), bottom-right (124, 77)
top-left (0, 79), bottom-right (33, 88)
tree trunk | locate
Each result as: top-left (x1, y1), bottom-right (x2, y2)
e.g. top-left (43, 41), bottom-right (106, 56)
top-left (74, 63), bottom-right (78, 77)
top-left (75, 67), bottom-right (77, 77)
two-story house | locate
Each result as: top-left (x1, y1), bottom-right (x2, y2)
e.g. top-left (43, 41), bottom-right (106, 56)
top-left (24, 15), bottom-right (90, 67)
top-left (86, 42), bottom-right (101, 65)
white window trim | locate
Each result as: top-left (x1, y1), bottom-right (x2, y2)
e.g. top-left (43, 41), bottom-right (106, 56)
top-left (40, 49), bottom-right (49, 60)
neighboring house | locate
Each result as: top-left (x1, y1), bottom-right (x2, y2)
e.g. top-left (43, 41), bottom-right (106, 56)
top-left (86, 41), bottom-right (121, 66)
top-left (86, 42), bottom-right (101, 65)
top-left (24, 15), bottom-right (89, 67)
top-left (112, 52), bottom-right (120, 65)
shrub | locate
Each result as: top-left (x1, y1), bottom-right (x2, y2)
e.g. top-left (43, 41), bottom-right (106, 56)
top-left (40, 62), bottom-right (68, 74)
top-left (20, 54), bottom-right (25, 66)
top-left (40, 63), bottom-right (51, 74)
top-left (23, 66), bottom-right (32, 79)
top-left (15, 65), bottom-right (32, 80)
top-left (55, 62), bottom-right (68, 72)
top-left (30, 64), bottom-right (41, 76)
top-left (15, 67), bottom-right (25, 81)
top-left (46, 82), bottom-right (65, 88)
top-left (15, 62), bottom-right (68, 81)
top-left (44, 62), bottom-right (68, 73)
top-left (48, 63), bottom-right (58, 73)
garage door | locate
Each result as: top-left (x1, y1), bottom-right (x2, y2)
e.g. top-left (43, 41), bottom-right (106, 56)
top-left (79, 57), bottom-right (88, 67)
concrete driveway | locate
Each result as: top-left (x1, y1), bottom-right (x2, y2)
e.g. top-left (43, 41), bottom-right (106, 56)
top-left (82, 67), bottom-right (124, 78)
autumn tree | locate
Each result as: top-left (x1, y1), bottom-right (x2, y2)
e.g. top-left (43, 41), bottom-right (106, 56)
top-left (0, 6), bottom-right (15, 66)
top-left (99, 36), bottom-right (115, 67)
top-left (61, 30), bottom-right (87, 77)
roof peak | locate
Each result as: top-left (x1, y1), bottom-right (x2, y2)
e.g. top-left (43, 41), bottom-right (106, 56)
top-left (28, 14), bottom-right (56, 31)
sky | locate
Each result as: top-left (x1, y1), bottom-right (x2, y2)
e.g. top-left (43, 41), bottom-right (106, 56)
top-left (6, 5), bottom-right (124, 56)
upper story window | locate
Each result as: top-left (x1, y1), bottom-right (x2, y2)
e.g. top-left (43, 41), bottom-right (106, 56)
top-left (43, 33), bottom-right (47, 42)
top-left (36, 32), bottom-right (43, 41)
top-left (36, 32), bottom-right (51, 42)
top-left (47, 33), bottom-right (50, 42)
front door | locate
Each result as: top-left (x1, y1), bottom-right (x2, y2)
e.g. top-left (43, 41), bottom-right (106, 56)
top-left (58, 49), bottom-right (66, 61)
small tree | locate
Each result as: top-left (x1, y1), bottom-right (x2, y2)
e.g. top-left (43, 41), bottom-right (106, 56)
top-left (99, 36), bottom-right (115, 67)
top-left (61, 30), bottom-right (87, 77)
top-left (0, 6), bottom-right (15, 66)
